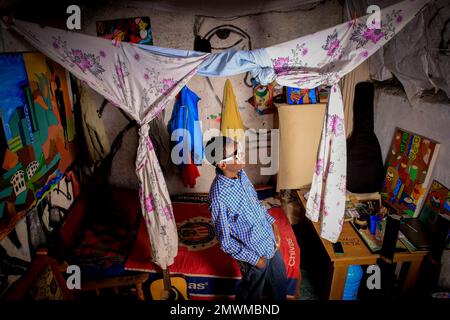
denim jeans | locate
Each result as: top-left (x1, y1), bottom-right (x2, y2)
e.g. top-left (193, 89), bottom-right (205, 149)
top-left (235, 250), bottom-right (287, 300)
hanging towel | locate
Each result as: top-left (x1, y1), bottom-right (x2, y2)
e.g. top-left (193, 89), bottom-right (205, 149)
top-left (220, 79), bottom-right (244, 141)
top-left (168, 86), bottom-right (204, 165)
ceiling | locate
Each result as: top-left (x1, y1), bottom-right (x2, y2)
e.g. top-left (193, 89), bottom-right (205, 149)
top-left (126, 0), bottom-right (329, 17)
top-left (0, 0), bottom-right (340, 22)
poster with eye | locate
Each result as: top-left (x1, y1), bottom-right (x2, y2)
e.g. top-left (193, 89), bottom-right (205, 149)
top-left (96, 17), bottom-right (153, 45)
top-left (0, 53), bottom-right (75, 235)
top-left (381, 128), bottom-right (440, 217)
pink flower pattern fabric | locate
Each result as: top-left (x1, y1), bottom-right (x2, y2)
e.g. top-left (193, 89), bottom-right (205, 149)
top-left (264, 0), bottom-right (429, 242)
top-left (10, 19), bottom-right (209, 268)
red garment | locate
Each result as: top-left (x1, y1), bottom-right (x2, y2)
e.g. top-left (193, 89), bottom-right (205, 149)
top-left (181, 158), bottom-right (200, 188)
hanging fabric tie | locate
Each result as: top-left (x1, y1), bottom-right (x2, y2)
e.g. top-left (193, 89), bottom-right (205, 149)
top-left (264, 0), bottom-right (430, 242)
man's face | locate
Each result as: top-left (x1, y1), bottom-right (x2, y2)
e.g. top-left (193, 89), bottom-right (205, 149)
top-left (218, 141), bottom-right (246, 172)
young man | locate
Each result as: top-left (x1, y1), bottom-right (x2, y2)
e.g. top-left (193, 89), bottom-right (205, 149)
top-left (205, 136), bottom-right (287, 300)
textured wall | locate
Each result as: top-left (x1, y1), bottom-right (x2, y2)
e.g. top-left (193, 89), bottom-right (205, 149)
top-left (80, 0), bottom-right (343, 193)
top-left (373, 88), bottom-right (450, 290)
top-left (0, 1), bottom-right (342, 194)
top-left (374, 89), bottom-right (450, 188)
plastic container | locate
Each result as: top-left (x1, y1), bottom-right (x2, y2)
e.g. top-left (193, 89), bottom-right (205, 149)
top-left (370, 215), bottom-right (381, 235)
top-left (343, 265), bottom-right (363, 300)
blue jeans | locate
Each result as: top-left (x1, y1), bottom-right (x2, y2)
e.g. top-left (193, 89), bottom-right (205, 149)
top-left (236, 250), bottom-right (287, 301)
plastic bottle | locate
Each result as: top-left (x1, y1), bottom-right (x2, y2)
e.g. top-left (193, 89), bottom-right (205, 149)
top-left (343, 265), bottom-right (363, 300)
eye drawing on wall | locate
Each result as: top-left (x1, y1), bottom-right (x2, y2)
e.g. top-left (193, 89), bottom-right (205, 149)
top-left (194, 18), bottom-right (253, 102)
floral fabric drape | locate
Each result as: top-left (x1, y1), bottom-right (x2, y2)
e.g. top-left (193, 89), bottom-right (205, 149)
top-left (9, 19), bottom-right (209, 269)
top-left (264, 0), bottom-right (429, 242)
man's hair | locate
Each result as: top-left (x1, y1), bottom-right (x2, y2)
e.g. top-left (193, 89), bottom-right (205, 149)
top-left (205, 136), bottom-right (236, 167)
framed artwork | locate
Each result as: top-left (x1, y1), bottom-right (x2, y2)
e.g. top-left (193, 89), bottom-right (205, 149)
top-left (420, 180), bottom-right (450, 227)
top-left (381, 128), bottom-right (440, 217)
top-left (247, 79), bottom-right (277, 115)
top-left (0, 53), bottom-right (76, 233)
top-left (419, 180), bottom-right (450, 248)
top-left (96, 17), bottom-right (153, 45)
top-left (286, 87), bottom-right (319, 105)
top-left (317, 85), bottom-right (331, 103)
top-left (0, 218), bottom-right (31, 298)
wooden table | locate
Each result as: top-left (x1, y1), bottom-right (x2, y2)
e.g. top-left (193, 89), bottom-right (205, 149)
top-left (296, 190), bottom-right (427, 300)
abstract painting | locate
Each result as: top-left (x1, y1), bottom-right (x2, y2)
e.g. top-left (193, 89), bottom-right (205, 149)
top-left (0, 53), bottom-right (75, 232)
top-left (0, 218), bottom-right (31, 297)
top-left (419, 180), bottom-right (450, 248)
top-left (286, 87), bottom-right (319, 105)
top-left (381, 128), bottom-right (440, 217)
top-left (96, 16), bottom-right (153, 45)
top-left (247, 79), bottom-right (276, 115)
top-left (317, 85), bottom-right (331, 103)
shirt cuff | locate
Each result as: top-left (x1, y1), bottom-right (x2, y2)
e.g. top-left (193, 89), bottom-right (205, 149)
top-left (246, 253), bottom-right (260, 266)
top-left (267, 214), bottom-right (275, 225)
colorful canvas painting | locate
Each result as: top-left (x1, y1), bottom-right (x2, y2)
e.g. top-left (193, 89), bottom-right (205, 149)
top-left (286, 87), bottom-right (319, 105)
top-left (96, 17), bottom-right (153, 45)
top-left (0, 53), bottom-right (75, 230)
top-left (381, 128), bottom-right (440, 217)
top-left (27, 169), bottom-right (79, 256)
top-left (0, 218), bottom-right (31, 297)
top-left (317, 85), bottom-right (331, 103)
top-left (419, 180), bottom-right (450, 248)
top-left (248, 79), bottom-right (276, 115)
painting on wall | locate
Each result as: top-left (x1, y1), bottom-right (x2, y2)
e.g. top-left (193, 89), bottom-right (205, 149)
top-left (0, 53), bottom-right (76, 233)
top-left (286, 87), bottom-right (319, 105)
top-left (381, 128), bottom-right (440, 217)
top-left (419, 180), bottom-right (450, 248)
top-left (247, 79), bottom-right (277, 115)
top-left (96, 16), bottom-right (153, 45)
top-left (0, 218), bottom-right (31, 298)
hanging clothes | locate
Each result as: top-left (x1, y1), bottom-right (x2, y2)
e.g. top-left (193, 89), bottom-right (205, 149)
top-left (220, 79), bottom-right (245, 141)
top-left (78, 82), bottom-right (111, 164)
top-left (168, 86), bottom-right (204, 165)
top-left (181, 158), bottom-right (201, 188)
top-left (168, 86), bottom-right (204, 187)
top-left (148, 111), bottom-right (175, 177)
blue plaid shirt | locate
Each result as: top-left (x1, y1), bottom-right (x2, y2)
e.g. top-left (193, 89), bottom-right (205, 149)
top-left (207, 169), bottom-right (276, 266)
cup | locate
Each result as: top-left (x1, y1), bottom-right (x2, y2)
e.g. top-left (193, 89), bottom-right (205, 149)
top-left (370, 215), bottom-right (381, 235)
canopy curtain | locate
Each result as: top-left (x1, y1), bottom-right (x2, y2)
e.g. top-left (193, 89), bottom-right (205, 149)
top-left (8, 19), bottom-right (210, 269)
top-left (5, 0), bottom-right (430, 270)
top-left (263, 0), bottom-right (429, 242)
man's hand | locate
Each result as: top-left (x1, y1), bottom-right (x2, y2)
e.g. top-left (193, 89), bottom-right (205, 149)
top-left (273, 223), bottom-right (281, 250)
top-left (255, 256), bottom-right (266, 269)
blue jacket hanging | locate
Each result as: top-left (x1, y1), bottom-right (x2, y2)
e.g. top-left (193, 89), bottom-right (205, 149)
top-left (168, 85), bottom-right (204, 165)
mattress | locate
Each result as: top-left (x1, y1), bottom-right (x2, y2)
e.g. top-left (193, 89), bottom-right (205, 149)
top-left (125, 202), bottom-right (301, 300)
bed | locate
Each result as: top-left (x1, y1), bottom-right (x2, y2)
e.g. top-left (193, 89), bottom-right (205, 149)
top-left (125, 200), bottom-right (301, 300)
